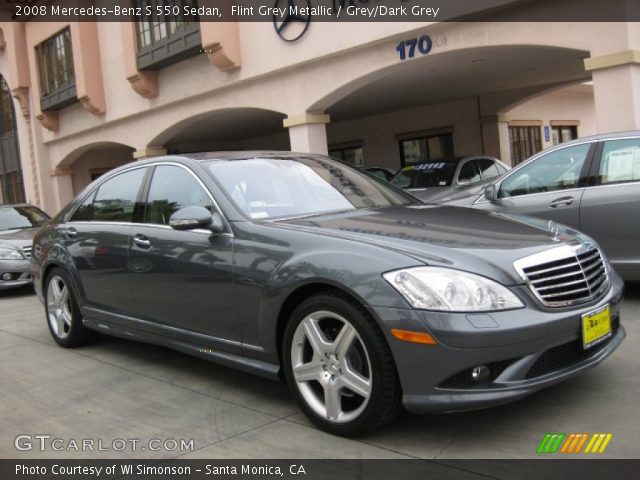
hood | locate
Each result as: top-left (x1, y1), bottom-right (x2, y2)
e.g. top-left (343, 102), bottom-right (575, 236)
top-left (408, 180), bottom-right (492, 204)
top-left (275, 205), bottom-right (592, 285)
top-left (0, 227), bottom-right (39, 250)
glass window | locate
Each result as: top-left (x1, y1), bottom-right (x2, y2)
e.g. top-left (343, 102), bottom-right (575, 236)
top-left (208, 156), bottom-right (412, 220)
top-left (73, 168), bottom-right (146, 222)
top-left (135, 0), bottom-right (199, 49)
top-left (35, 28), bottom-right (75, 96)
top-left (399, 133), bottom-right (453, 166)
top-left (391, 161), bottom-right (458, 189)
top-left (476, 159), bottom-right (502, 181)
top-left (329, 146), bottom-right (364, 165)
top-left (598, 139), bottom-right (640, 185)
top-left (499, 144), bottom-right (590, 198)
top-left (458, 161), bottom-right (481, 184)
top-left (0, 206), bottom-right (49, 231)
top-left (509, 126), bottom-right (542, 165)
top-left (144, 165), bottom-right (213, 225)
top-left (551, 126), bottom-right (578, 145)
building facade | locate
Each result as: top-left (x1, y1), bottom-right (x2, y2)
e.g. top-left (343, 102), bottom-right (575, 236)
top-left (1, 0), bottom-right (639, 214)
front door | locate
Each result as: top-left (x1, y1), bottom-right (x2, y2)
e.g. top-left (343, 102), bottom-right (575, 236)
top-left (129, 164), bottom-right (239, 348)
top-left (476, 142), bottom-right (594, 230)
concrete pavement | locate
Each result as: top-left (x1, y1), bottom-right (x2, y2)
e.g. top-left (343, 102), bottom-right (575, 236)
top-left (1, 284), bottom-right (638, 459)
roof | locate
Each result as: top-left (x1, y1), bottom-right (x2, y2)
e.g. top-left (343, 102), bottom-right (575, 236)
top-left (183, 151), bottom-right (325, 162)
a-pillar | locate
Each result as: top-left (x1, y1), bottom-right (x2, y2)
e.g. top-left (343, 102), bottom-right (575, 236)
top-left (50, 169), bottom-right (74, 214)
top-left (283, 114), bottom-right (330, 155)
top-left (585, 50), bottom-right (640, 133)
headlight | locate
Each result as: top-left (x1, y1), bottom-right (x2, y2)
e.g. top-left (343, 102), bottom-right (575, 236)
top-left (383, 266), bottom-right (524, 312)
top-left (0, 248), bottom-right (24, 260)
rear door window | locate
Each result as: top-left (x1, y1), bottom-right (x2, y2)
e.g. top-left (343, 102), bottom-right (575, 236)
top-left (597, 139), bottom-right (640, 185)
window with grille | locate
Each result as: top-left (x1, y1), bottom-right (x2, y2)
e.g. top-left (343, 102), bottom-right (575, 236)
top-left (135, 0), bottom-right (202, 70)
top-left (35, 28), bottom-right (77, 111)
top-left (509, 126), bottom-right (542, 165)
top-left (0, 76), bottom-right (26, 204)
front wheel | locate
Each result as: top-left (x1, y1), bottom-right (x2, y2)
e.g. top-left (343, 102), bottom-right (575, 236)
top-left (282, 292), bottom-right (401, 436)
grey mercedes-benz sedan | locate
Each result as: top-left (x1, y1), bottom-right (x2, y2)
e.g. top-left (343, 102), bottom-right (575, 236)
top-left (31, 152), bottom-right (624, 436)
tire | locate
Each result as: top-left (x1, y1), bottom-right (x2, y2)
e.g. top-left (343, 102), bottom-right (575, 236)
top-left (44, 268), bottom-right (97, 347)
top-left (282, 291), bottom-right (401, 436)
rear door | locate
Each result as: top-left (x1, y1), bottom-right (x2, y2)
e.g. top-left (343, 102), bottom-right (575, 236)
top-left (65, 166), bottom-right (147, 315)
top-left (580, 137), bottom-right (640, 277)
top-left (475, 142), bottom-right (595, 229)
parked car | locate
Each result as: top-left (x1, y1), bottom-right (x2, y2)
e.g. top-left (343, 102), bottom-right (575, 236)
top-left (0, 204), bottom-right (50, 290)
top-left (390, 156), bottom-right (510, 203)
top-left (446, 131), bottom-right (640, 281)
top-left (31, 152), bottom-right (624, 436)
top-left (361, 166), bottom-right (396, 181)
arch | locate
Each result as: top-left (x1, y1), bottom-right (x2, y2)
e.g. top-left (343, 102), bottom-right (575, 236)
top-left (56, 141), bottom-right (136, 195)
top-left (309, 45), bottom-right (591, 118)
top-left (147, 107), bottom-right (289, 154)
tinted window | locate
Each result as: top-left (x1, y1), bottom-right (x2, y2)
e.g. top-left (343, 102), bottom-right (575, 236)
top-left (476, 159), bottom-right (501, 181)
top-left (499, 143), bottom-right (590, 198)
top-left (391, 162), bottom-right (457, 188)
top-left (71, 168), bottom-right (146, 222)
top-left (208, 156), bottom-right (412, 220)
top-left (598, 139), bottom-right (640, 185)
top-left (458, 161), bottom-right (481, 184)
top-left (145, 165), bottom-right (213, 225)
top-left (0, 206), bottom-right (49, 231)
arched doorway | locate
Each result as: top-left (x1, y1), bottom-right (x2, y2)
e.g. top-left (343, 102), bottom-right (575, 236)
top-left (0, 75), bottom-right (25, 204)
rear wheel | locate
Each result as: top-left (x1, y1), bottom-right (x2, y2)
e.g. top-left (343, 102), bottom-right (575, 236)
top-left (283, 292), bottom-right (401, 436)
top-left (45, 268), bottom-right (96, 347)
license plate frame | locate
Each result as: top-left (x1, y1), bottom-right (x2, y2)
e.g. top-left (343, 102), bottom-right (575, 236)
top-left (581, 304), bottom-right (612, 350)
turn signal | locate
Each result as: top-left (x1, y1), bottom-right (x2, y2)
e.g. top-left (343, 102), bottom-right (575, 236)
top-left (390, 329), bottom-right (437, 345)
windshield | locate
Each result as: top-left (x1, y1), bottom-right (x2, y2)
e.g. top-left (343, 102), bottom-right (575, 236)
top-left (0, 206), bottom-right (49, 231)
top-left (207, 156), bottom-right (413, 220)
top-left (391, 162), bottom-right (457, 188)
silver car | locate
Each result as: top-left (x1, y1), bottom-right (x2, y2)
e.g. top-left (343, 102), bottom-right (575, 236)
top-left (448, 131), bottom-right (640, 281)
top-left (390, 156), bottom-right (510, 203)
top-left (0, 204), bottom-right (50, 290)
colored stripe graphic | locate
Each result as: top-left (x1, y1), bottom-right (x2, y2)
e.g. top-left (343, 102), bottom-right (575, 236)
top-left (585, 433), bottom-right (613, 454)
top-left (539, 433), bottom-right (613, 454)
top-left (537, 433), bottom-right (566, 453)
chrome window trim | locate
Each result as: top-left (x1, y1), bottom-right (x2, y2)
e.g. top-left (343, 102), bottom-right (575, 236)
top-left (67, 161), bottom-right (233, 237)
top-left (513, 243), bottom-right (610, 308)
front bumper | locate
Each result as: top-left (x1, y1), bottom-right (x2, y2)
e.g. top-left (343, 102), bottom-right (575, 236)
top-left (0, 259), bottom-right (32, 290)
top-left (369, 273), bottom-right (625, 413)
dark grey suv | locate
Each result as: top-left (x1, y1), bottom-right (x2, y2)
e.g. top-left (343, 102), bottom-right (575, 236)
top-left (31, 152), bottom-right (624, 436)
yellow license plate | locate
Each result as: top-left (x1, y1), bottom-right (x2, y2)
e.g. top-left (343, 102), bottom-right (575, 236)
top-left (582, 305), bottom-right (612, 349)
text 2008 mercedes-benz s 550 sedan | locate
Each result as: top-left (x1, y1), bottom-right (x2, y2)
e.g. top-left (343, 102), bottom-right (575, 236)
top-left (31, 152), bottom-right (624, 436)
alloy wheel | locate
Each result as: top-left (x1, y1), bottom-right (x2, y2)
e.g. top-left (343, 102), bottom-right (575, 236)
top-left (47, 276), bottom-right (72, 339)
top-left (290, 310), bottom-right (372, 423)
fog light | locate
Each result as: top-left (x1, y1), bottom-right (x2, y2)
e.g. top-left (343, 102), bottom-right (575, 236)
top-left (2, 273), bottom-right (13, 281)
top-left (471, 365), bottom-right (490, 382)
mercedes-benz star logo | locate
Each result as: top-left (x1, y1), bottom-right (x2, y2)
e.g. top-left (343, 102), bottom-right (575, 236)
top-left (272, 0), bottom-right (312, 42)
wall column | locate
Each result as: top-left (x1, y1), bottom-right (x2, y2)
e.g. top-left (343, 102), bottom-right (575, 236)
top-left (284, 114), bottom-right (330, 154)
top-left (50, 169), bottom-right (74, 213)
top-left (585, 50), bottom-right (640, 133)
top-left (480, 114), bottom-right (511, 164)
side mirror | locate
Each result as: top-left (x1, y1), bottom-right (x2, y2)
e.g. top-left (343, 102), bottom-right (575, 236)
top-left (484, 184), bottom-right (497, 202)
top-left (169, 206), bottom-right (225, 233)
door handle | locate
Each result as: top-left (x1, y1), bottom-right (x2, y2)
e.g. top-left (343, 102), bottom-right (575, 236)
top-left (548, 197), bottom-right (574, 208)
top-left (133, 234), bottom-right (151, 249)
top-left (65, 227), bottom-right (77, 238)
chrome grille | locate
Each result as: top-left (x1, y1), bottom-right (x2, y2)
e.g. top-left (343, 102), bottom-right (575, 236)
top-left (21, 246), bottom-right (32, 258)
top-left (514, 244), bottom-right (609, 307)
